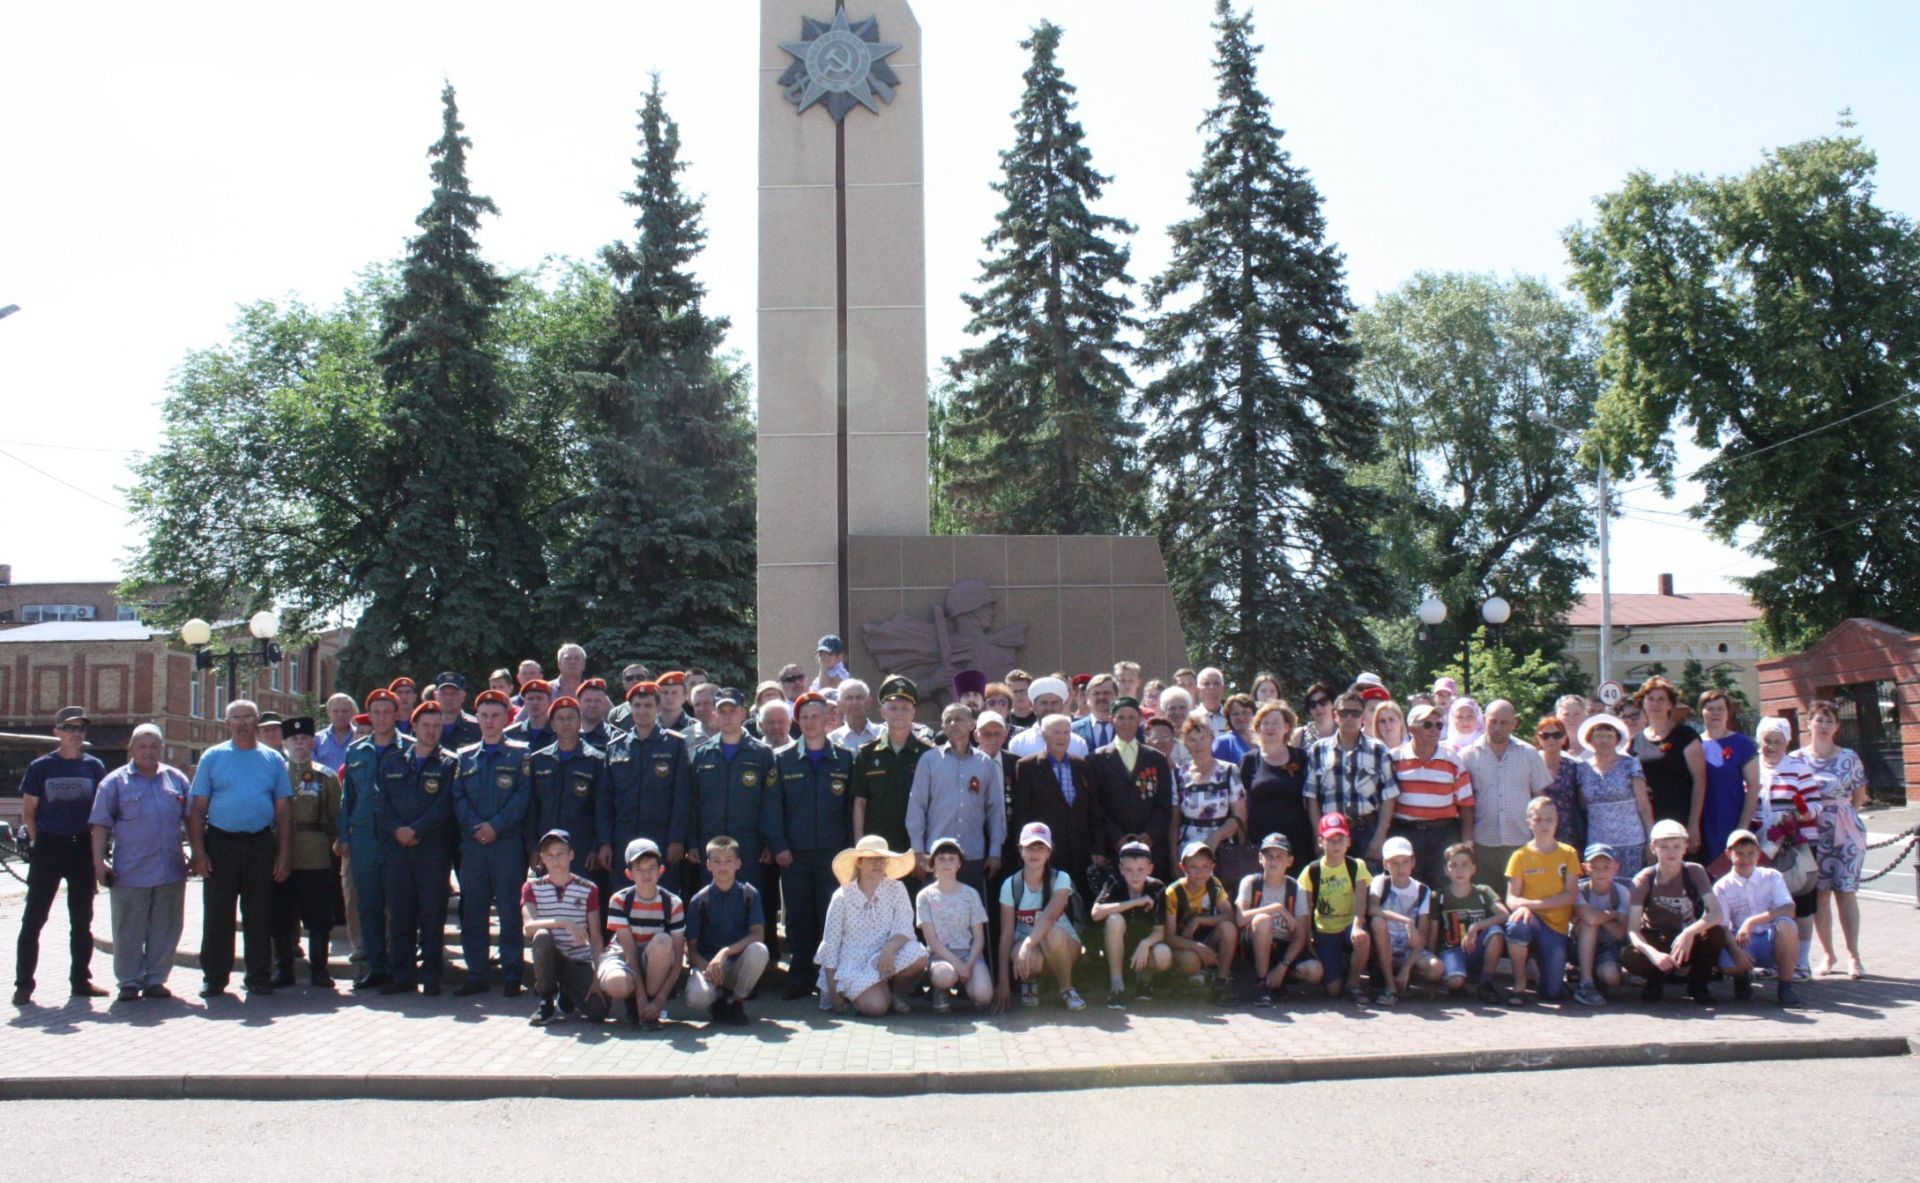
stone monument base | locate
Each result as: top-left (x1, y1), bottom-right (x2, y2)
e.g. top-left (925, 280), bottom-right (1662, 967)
top-left (840, 534), bottom-right (1189, 705)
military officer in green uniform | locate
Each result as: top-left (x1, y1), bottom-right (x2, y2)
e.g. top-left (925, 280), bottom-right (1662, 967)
top-left (687, 687), bottom-right (778, 893)
top-left (270, 716), bottom-right (342, 987)
top-left (852, 676), bottom-right (934, 867)
top-left (768, 690), bottom-right (854, 998)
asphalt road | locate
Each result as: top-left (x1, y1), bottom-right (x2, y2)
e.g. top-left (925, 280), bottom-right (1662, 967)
top-left (13, 1056), bottom-right (1919, 1180)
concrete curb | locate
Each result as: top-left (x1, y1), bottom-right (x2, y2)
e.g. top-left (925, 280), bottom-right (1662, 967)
top-left (5, 1034), bottom-right (1913, 1101)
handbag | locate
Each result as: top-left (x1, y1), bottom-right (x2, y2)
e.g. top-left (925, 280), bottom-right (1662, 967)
top-left (1774, 842), bottom-right (1817, 897)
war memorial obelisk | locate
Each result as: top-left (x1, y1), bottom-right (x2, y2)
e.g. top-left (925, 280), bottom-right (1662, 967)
top-left (756, 0), bottom-right (1188, 693)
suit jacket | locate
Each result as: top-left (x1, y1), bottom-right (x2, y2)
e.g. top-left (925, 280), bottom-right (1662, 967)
top-left (1086, 741), bottom-right (1174, 876)
top-left (1010, 752), bottom-right (1101, 884)
top-left (1071, 715), bottom-right (1118, 752)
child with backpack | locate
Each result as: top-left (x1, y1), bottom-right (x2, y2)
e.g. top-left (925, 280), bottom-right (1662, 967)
top-left (1367, 836), bottom-right (1443, 1005)
top-left (1237, 832), bottom-right (1321, 1007)
top-left (1091, 838), bottom-right (1170, 1009)
top-left (993, 822), bottom-right (1085, 1012)
top-left (1571, 843), bottom-right (1631, 1007)
top-left (1298, 812), bottom-right (1373, 1004)
top-left (1433, 842), bottom-right (1510, 1004)
top-left (1164, 840), bottom-right (1238, 1004)
top-left (1622, 819), bottom-right (1729, 1004)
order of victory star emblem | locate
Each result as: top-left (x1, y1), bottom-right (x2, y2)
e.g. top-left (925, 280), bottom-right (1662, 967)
top-left (779, 10), bottom-right (902, 122)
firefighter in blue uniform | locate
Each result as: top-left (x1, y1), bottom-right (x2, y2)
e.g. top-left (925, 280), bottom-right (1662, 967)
top-left (600, 680), bottom-right (690, 872)
top-left (524, 696), bottom-right (610, 886)
top-left (768, 690), bottom-right (854, 999)
top-left (503, 678), bottom-right (554, 751)
top-left (372, 700), bottom-right (458, 994)
top-left (686, 687), bottom-right (779, 892)
top-left (451, 689), bottom-right (531, 996)
top-left (340, 687), bottom-right (411, 991)
top-left (577, 678), bottom-right (625, 750)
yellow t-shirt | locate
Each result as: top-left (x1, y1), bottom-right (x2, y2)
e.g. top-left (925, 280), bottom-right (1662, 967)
top-left (1504, 842), bottom-right (1581, 934)
top-left (1164, 876), bottom-right (1230, 933)
top-left (1299, 856), bottom-right (1372, 935)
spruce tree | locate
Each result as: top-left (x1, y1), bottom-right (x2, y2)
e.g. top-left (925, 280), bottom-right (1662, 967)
top-left (1140, 2), bottom-right (1390, 689)
top-left (342, 83), bottom-right (547, 689)
top-left (945, 21), bottom-right (1144, 534)
top-left (551, 77), bottom-right (755, 680)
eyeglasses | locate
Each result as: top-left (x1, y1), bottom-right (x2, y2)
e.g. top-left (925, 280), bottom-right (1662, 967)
top-left (622, 674), bottom-right (643, 683)
top-left (1307, 698), bottom-right (1330, 709)
top-left (55, 722), bottom-right (87, 732)
top-left (1336, 708), bottom-right (1363, 719)
top-left (780, 674), bottom-right (806, 684)
top-left (1538, 731), bottom-right (1566, 741)
top-left (1413, 720), bottom-right (1441, 730)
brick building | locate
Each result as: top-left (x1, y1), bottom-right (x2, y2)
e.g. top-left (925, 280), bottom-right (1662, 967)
top-left (1757, 618), bottom-right (1915, 806)
top-left (0, 563), bottom-right (172, 627)
top-left (0, 620), bottom-right (349, 800)
top-left (1563, 574), bottom-right (1765, 705)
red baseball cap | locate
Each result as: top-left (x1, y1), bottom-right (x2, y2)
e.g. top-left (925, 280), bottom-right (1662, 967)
top-left (1318, 812), bottom-right (1352, 838)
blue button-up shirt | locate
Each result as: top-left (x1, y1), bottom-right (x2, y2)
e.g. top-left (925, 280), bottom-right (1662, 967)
top-left (1051, 755), bottom-right (1076, 807)
top-left (190, 742), bottom-right (291, 833)
top-left (88, 763), bottom-right (190, 888)
top-left (313, 724), bottom-right (356, 774)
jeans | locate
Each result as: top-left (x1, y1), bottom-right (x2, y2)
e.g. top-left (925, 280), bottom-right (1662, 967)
top-left (14, 833), bottom-right (96, 991)
top-left (201, 826), bottom-right (276, 990)
top-left (1503, 914), bottom-right (1570, 1001)
top-left (109, 882), bottom-right (185, 989)
top-left (459, 838), bottom-right (527, 984)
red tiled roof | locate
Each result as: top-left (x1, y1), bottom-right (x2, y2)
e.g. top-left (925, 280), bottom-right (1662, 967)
top-left (1563, 593), bottom-right (1762, 628)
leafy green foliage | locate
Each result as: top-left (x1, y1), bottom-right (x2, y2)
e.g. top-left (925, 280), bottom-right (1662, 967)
top-left (1352, 272), bottom-right (1603, 686)
top-left (1566, 130), bottom-right (1920, 651)
top-left (1139, 1), bottom-right (1389, 690)
top-left (1434, 628), bottom-right (1565, 721)
top-left (943, 20), bottom-right (1145, 535)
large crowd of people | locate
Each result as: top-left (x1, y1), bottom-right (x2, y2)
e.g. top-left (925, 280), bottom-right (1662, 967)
top-left (14, 639), bottom-right (1878, 1028)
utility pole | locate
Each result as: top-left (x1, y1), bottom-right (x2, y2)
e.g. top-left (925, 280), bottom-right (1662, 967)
top-left (1597, 448), bottom-right (1612, 690)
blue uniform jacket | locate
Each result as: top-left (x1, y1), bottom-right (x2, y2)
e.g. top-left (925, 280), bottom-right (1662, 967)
top-left (341, 732), bottom-right (413, 846)
top-left (601, 724), bottom-right (691, 856)
top-left (688, 732), bottom-right (778, 854)
top-left (770, 741), bottom-right (855, 854)
top-left (372, 744), bottom-right (459, 847)
top-left (503, 718), bottom-right (553, 753)
top-left (524, 741), bottom-right (608, 856)
top-left (452, 740), bottom-right (532, 850)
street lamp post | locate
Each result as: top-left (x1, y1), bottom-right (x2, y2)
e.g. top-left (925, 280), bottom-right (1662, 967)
top-left (1416, 595), bottom-right (1513, 700)
top-left (180, 612), bottom-right (282, 701)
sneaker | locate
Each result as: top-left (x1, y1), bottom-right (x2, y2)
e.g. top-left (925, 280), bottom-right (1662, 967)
top-left (1475, 979), bottom-right (1504, 1005)
top-left (1019, 981), bottom-right (1039, 1008)
top-left (529, 999), bottom-right (557, 1026)
top-left (1573, 981), bottom-right (1607, 1008)
top-left (1105, 988), bottom-right (1127, 1011)
top-left (1348, 987), bottom-right (1371, 1007)
top-left (1733, 975), bottom-right (1754, 1002)
top-left (1186, 972), bottom-right (1207, 987)
top-left (1132, 974), bottom-right (1154, 1003)
top-left (1687, 982), bottom-right (1713, 1006)
top-left (723, 997), bottom-right (752, 1026)
top-left (889, 993), bottom-right (912, 1015)
top-left (1254, 987), bottom-right (1275, 1009)
top-left (1777, 982), bottom-right (1803, 1008)
top-left (1375, 989), bottom-right (1399, 1007)
top-left (1060, 987), bottom-right (1087, 1012)
top-left (933, 990), bottom-right (953, 1014)
top-left (1641, 979), bottom-right (1664, 1004)
top-left (1211, 979), bottom-right (1237, 1006)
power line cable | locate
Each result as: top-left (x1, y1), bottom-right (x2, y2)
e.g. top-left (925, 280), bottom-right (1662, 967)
top-left (0, 448), bottom-right (127, 511)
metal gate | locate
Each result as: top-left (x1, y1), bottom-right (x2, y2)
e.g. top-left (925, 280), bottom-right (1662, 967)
top-left (1833, 680), bottom-right (1905, 802)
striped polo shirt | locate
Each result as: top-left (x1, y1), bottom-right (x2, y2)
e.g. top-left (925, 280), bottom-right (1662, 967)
top-left (606, 885), bottom-right (685, 948)
top-left (520, 875), bottom-right (601, 963)
top-left (1389, 741), bottom-right (1474, 822)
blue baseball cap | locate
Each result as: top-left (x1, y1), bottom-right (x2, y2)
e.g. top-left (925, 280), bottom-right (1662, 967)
top-left (1582, 842), bottom-right (1618, 863)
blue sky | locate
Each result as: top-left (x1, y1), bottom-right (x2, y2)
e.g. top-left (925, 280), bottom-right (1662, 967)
top-left (2, 0), bottom-right (1914, 608)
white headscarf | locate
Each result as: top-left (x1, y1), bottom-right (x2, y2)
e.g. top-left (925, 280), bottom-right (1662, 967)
top-left (1445, 696), bottom-right (1485, 751)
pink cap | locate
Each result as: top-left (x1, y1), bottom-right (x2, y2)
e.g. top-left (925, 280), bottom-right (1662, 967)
top-left (1018, 821), bottom-right (1054, 849)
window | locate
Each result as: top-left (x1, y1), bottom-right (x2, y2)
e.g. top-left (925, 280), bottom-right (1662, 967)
top-left (288, 654), bottom-right (303, 696)
top-left (190, 673), bottom-right (204, 720)
top-left (1717, 642), bottom-right (1729, 653)
top-left (269, 660), bottom-right (282, 693)
top-left (22, 603), bottom-right (95, 623)
top-left (213, 678), bottom-right (228, 721)
top-left (1639, 644), bottom-right (1650, 655)
top-left (116, 605), bottom-right (140, 621)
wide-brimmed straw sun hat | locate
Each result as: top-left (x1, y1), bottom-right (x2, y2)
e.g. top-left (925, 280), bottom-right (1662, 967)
top-left (831, 834), bottom-right (918, 884)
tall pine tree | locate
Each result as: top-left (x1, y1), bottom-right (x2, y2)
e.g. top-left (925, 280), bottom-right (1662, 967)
top-left (342, 83), bottom-right (547, 689)
top-left (1140, 2), bottom-right (1390, 689)
top-left (944, 21), bottom-right (1144, 534)
top-left (550, 77), bottom-right (756, 681)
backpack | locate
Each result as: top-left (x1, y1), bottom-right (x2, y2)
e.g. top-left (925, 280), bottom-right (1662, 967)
top-left (1170, 876), bottom-right (1229, 931)
top-left (1636, 863), bottom-right (1706, 931)
top-left (1304, 856), bottom-right (1364, 912)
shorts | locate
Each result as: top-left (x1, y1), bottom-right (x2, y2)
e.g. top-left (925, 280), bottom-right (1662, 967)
top-left (1440, 947), bottom-right (1469, 979)
top-left (1793, 888), bottom-right (1817, 919)
top-left (1593, 938), bottom-right (1623, 969)
top-left (1718, 926), bottom-right (1777, 971)
top-left (1313, 930), bottom-right (1357, 983)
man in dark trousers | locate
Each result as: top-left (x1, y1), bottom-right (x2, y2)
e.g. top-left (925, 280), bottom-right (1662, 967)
top-left (1086, 696), bottom-right (1173, 879)
top-left (13, 705), bottom-right (107, 1005)
top-left (1009, 714), bottom-right (1104, 897)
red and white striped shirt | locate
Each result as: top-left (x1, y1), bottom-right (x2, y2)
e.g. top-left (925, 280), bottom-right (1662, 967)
top-left (1758, 754), bottom-right (1820, 847)
top-left (1389, 742), bottom-right (1474, 822)
top-left (521, 875), bottom-right (601, 963)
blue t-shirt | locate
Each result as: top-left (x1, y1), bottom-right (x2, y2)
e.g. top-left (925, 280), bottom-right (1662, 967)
top-left (686, 879), bottom-right (765, 959)
top-left (20, 752), bottom-right (107, 836)
top-left (190, 742), bottom-right (291, 833)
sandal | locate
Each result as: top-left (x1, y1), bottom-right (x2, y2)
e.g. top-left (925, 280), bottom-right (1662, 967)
top-left (1848, 960), bottom-right (1866, 980)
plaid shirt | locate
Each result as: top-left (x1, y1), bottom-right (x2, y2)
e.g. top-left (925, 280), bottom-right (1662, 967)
top-left (1303, 733), bottom-right (1398, 821)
